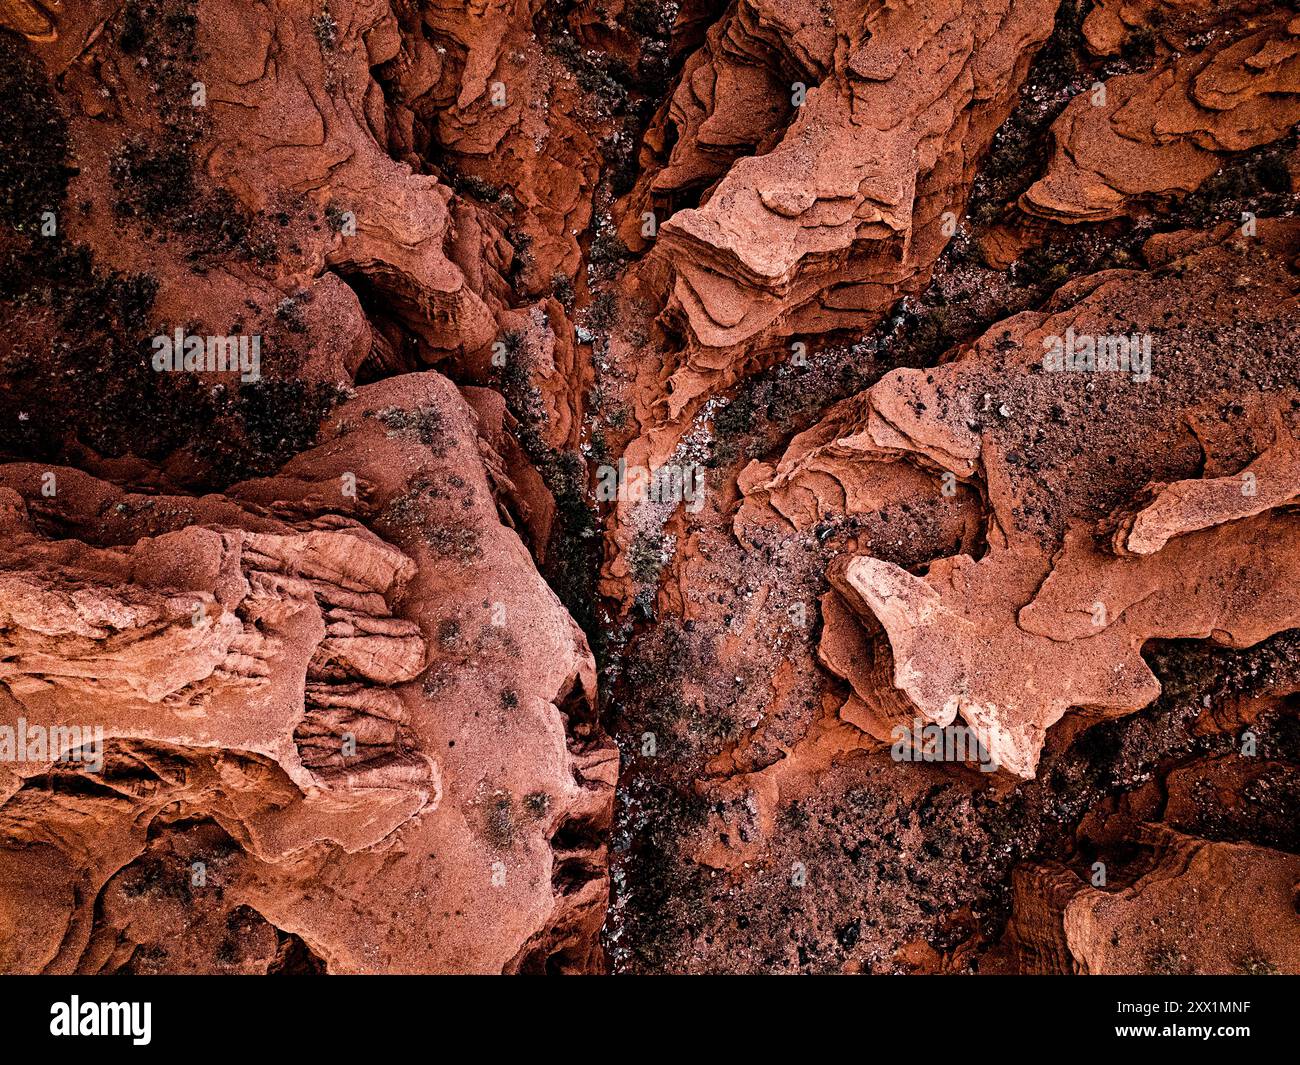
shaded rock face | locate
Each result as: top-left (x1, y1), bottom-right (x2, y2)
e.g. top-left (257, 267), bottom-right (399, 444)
top-left (0, 1), bottom-right (614, 973)
top-left (991, 826), bottom-right (1300, 975)
top-left (1, 0), bottom-right (1298, 978)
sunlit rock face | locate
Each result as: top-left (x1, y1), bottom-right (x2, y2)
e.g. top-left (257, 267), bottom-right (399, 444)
top-left (0, 375), bottom-right (614, 974)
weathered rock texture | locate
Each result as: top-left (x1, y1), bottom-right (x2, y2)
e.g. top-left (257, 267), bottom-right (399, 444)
top-left (1023, 9), bottom-right (1300, 222)
top-left (794, 225), bottom-right (1300, 778)
top-left (992, 827), bottom-right (1300, 974)
top-left (2, 0), bottom-right (1299, 976)
top-left (0, 0), bottom-right (614, 974)
top-left (0, 377), bottom-right (615, 973)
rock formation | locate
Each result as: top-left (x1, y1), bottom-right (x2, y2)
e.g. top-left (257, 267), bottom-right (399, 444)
top-left (0, 376), bottom-right (614, 973)
top-left (1023, 8), bottom-right (1300, 222)
top-left (992, 827), bottom-right (1300, 974)
top-left (2, 0), bottom-right (1298, 977)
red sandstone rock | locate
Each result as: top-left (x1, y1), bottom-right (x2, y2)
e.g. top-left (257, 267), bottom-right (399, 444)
top-left (3, 0), bottom-right (1299, 979)
top-left (735, 223), bottom-right (1300, 777)
top-left (627, 0), bottom-right (1057, 453)
top-left (995, 827), bottom-right (1300, 974)
top-left (0, 375), bottom-right (615, 973)
top-left (1023, 12), bottom-right (1300, 222)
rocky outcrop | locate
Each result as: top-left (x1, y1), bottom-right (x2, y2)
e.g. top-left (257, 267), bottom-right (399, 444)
top-left (16, 0), bottom-right (501, 395)
top-left (0, 505), bottom-right (437, 825)
top-left (1022, 10), bottom-right (1300, 222)
top-left (0, 0), bottom-right (625, 976)
top-left (0, 375), bottom-right (616, 973)
top-left (3, 0), bottom-right (1299, 979)
top-left (379, 0), bottom-right (604, 296)
top-left (995, 826), bottom-right (1300, 974)
top-left (832, 506), bottom-right (1300, 778)
top-left (1111, 413), bottom-right (1300, 556)
top-left (592, 0), bottom-right (1062, 601)
top-left (734, 222), bottom-right (1300, 777)
top-left (617, 0), bottom-right (1059, 466)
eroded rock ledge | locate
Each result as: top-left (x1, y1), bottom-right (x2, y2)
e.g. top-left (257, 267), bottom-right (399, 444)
top-left (0, 375), bottom-right (615, 973)
top-left (738, 223), bottom-right (1300, 779)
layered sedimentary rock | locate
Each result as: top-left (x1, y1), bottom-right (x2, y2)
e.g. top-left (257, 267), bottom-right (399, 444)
top-left (380, 0), bottom-right (602, 296)
top-left (596, 0), bottom-right (1061, 597)
top-left (1023, 10), bottom-right (1300, 222)
top-left (1111, 415), bottom-right (1300, 555)
top-left (832, 507), bottom-right (1300, 777)
top-left (737, 222), bottom-right (1300, 777)
top-left (996, 826), bottom-right (1300, 975)
top-left (30, 0), bottom-right (499, 380)
top-left (621, 0), bottom-right (1058, 451)
top-left (0, 0), bottom-right (625, 976)
top-left (0, 375), bottom-right (615, 973)
top-left (3, 0), bottom-right (1300, 979)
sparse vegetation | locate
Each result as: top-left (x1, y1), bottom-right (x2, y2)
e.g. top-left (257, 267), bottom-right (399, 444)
top-left (312, 3), bottom-right (339, 51)
top-left (628, 531), bottom-right (664, 583)
top-left (374, 404), bottom-right (448, 451)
